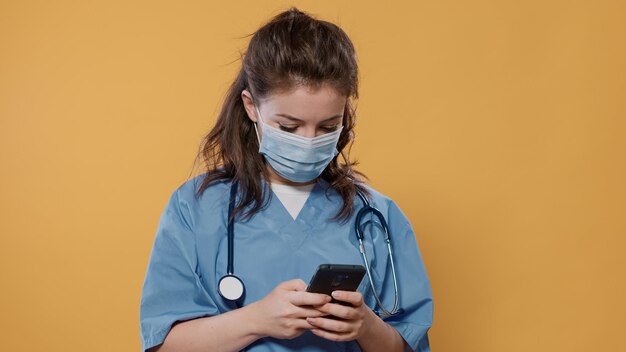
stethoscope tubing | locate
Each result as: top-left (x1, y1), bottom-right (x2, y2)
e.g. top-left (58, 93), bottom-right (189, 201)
top-left (227, 181), bottom-right (238, 276)
top-left (355, 190), bottom-right (402, 317)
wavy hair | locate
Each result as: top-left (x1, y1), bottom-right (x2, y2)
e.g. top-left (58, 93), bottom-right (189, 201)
top-left (191, 7), bottom-right (370, 223)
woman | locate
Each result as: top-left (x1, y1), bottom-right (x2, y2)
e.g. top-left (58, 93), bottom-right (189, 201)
top-left (140, 7), bottom-right (433, 352)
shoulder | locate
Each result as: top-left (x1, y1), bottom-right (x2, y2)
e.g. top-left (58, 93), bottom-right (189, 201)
top-left (166, 172), bottom-right (232, 228)
top-left (174, 172), bottom-right (231, 203)
top-left (359, 183), bottom-right (412, 230)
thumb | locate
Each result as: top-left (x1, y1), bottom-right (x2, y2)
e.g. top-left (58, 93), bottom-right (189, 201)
top-left (279, 278), bottom-right (307, 291)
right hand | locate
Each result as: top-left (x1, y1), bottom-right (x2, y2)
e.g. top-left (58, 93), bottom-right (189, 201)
top-left (248, 279), bottom-right (332, 340)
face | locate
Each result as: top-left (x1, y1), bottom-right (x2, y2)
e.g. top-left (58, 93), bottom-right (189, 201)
top-left (241, 84), bottom-right (347, 185)
top-left (242, 84), bottom-right (346, 139)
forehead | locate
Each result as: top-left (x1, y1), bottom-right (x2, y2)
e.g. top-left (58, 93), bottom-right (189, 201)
top-left (260, 84), bottom-right (346, 121)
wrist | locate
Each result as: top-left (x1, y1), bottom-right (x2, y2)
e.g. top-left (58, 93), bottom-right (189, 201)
top-left (242, 301), bottom-right (268, 339)
top-left (360, 307), bottom-right (381, 340)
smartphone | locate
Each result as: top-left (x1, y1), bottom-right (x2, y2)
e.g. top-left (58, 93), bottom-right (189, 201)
top-left (306, 264), bottom-right (366, 306)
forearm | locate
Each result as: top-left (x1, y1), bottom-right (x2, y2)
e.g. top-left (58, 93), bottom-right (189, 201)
top-left (356, 310), bottom-right (407, 352)
top-left (149, 303), bottom-right (263, 352)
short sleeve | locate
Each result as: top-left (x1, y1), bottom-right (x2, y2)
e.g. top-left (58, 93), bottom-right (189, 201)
top-left (139, 188), bottom-right (219, 352)
top-left (382, 200), bottom-right (434, 352)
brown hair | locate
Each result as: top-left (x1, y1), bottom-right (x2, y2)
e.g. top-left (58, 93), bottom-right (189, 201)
top-left (192, 7), bottom-right (370, 223)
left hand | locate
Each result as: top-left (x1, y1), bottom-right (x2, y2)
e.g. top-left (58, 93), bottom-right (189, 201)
top-left (306, 290), bottom-right (374, 342)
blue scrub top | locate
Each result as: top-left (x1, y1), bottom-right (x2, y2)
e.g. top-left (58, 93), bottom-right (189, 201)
top-left (139, 174), bottom-right (433, 351)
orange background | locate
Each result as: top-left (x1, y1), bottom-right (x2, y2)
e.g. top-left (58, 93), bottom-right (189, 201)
top-left (1, 1), bottom-right (625, 351)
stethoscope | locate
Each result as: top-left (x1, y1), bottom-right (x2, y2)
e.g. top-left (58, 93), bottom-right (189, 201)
top-left (217, 180), bottom-right (404, 317)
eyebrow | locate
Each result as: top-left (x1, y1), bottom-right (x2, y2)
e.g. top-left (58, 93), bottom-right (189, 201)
top-left (275, 113), bottom-right (343, 123)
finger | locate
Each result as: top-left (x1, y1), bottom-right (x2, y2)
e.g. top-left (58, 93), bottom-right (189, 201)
top-left (279, 279), bottom-right (308, 291)
top-left (292, 317), bottom-right (318, 330)
top-left (306, 316), bottom-right (353, 334)
top-left (331, 290), bottom-right (363, 306)
top-left (310, 327), bottom-right (354, 342)
top-left (315, 302), bottom-right (358, 320)
top-left (289, 291), bottom-right (332, 306)
top-left (292, 279), bottom-right (307, 292)
top-left (293, 306), bottom-right (326, 318)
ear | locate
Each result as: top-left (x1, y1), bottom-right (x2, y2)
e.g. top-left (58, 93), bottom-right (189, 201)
top-left (241, 89), bottom-right (258, 123)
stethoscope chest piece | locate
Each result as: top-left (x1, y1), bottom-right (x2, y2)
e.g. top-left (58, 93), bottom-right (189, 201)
top-left (218, 274), bottom-right (245, 302)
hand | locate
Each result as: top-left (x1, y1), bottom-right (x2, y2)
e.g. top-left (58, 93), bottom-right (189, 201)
top-left (305, 290), bottom-right (374, 342)
top-left (249, 279), bottom-right (332, 340)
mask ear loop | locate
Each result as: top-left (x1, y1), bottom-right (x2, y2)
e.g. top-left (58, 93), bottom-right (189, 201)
top-left (253, 122), bottom-right (261, 145)
top-left (253, 104), bottom-right (262, 145)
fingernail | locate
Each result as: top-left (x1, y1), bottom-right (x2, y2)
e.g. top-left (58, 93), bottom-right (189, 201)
top-left (332, 291), bottom-right (340, 298)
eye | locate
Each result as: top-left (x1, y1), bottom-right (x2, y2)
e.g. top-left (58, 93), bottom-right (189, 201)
top-left (321, 125), bottom-right (340, 132)
top-left (278, 124), bottom-right (298, 133)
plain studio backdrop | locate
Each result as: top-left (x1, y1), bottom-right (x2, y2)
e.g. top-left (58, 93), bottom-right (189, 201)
top-left (1, 1), bottom-right (625, 351)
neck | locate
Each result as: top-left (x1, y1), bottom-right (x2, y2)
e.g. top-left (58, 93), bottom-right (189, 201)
top-left (265, 165), bottom-right (317, 186)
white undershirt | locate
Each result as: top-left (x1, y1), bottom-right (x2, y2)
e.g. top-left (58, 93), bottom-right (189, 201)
top-left (269, 181), bottom-right (315, 220)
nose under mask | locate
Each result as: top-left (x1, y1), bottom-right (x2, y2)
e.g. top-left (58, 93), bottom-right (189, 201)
top-left (253, 105), bottom-right (343, 183)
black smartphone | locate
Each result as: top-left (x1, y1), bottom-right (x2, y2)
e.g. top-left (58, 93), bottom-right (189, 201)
top-left (306, 264), bottom-right (366, 306)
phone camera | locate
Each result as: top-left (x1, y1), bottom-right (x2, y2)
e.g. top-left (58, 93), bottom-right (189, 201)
top-left (331, 274), bottom-right (348, 287)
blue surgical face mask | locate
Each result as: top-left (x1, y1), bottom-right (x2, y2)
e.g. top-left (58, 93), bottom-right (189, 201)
top-left (253, 104), bottom-right (343, 183)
